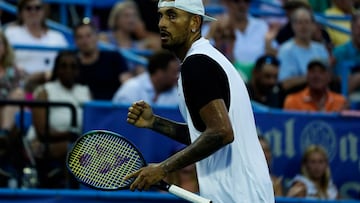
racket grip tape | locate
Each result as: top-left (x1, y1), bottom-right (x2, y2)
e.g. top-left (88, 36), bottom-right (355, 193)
top-left (168, 184), bottom-right (212, 203)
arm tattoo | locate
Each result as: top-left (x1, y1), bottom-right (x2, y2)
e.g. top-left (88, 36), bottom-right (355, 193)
top-left (161, 130), bottom-right (226, 174)
top-left (150, 115), bottom-right (191, 145)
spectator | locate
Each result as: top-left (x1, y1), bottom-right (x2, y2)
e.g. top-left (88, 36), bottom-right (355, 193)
top-left (206, 0), bottom-right (269, 82)
top-left (0, 31), bottom-right (25, 188)
top-left (275, 0), bottom-right (312, 45)
top-left (112, 49), bottom-right (179, 106)
top-left (325, 0), bottom-right (354, 46)
top-left (26, 50), bottom-right (91, 188)
top-left (333, 12), bottom-right (360, 103)
top-left (277, 7), bottom-right (329, 92)
top-left (287, 145), bottom-right (339, 200)
top-left (99, 0), bottom-right (161, 52)
top-left (99, 0), bottom-right (158, 75)
top-left (0, 31), bottom-right (26, 135)
top-left (274, 0), bottom-right (332, 53)
top-left (258, 136), bottom-right (284, 197)
top-left (74, 20), bottom-right (131, 100)
top-left (246, 54), bottom-right (285, 108)
top-left (283, 59), bottom-right (347, 112)
top-left (4, 0), bottom-right (68, 76)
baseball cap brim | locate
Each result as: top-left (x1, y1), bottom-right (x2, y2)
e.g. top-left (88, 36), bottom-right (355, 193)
top-left (158, 1), bottom-right (217, 22)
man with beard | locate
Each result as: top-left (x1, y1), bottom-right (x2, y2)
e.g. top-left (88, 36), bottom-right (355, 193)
top-left (112, 50), bottom-right (180, 106)
top-left (247, 55), bottom-right (285, 108)
top-left (125, 0), bottom-right (275, 202)
top-left (284, 59), bottom-right (347, 112)
top-left (73, 20), bottom-right (131, 100)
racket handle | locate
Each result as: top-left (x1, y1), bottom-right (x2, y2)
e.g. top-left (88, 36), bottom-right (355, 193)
top-left (168, 184), bottom-right (212, 203)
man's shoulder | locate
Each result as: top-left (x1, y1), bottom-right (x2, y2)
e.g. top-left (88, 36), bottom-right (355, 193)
top-left (4, 25), bottom-right (25, 39)
top-left (98, 50), bottom-right (125, 61)
top-left (285, 89), bottom-right (306, 101)
top-left (329, 91), bottom-right (346, 102)
top-left (279, 39), bottom-right (295, 50)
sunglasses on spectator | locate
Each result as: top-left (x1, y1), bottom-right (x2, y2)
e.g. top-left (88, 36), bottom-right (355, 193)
top-left (24, 4), bottom-right (43, 12)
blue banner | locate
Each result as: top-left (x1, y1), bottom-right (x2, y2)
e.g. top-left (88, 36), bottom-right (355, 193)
top-left (82, 102), bottom-right (360, 199)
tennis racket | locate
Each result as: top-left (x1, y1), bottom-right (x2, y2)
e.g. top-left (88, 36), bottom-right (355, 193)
top-left (66, 130), bottom-right (212, 203)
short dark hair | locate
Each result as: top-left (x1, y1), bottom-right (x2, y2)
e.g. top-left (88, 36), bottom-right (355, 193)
top-left (147, 50), bottom-right (177, 75)
top-left (307, 59), bottom-right (329, 71)
top-left (283, 0), bottom-right (311, 11)
top-left (51, 50), bottom-right (78, 81)
top-left (253, 55), bottom-right (280, 71)
top-left (73, 18), bottom-right (98, 36)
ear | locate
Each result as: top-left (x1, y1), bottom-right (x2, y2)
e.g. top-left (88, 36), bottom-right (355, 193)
top-left (190, 15), bottom-right (202, 32)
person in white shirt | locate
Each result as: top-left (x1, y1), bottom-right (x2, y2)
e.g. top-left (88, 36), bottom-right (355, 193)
top-left (112, 50), bottom-right (179, 106)
top-left (125, 0), bottom-right (274, 202)
top-left (4, 0), bottom-right (68, 75)
top-left (205, 0), bottom-right (269, 82)
top-left (287, 145), bottom-right (339, 200)
top-left (26, 50), bottom-right (91, 188)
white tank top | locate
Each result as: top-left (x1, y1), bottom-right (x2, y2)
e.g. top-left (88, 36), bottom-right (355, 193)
top-left (177, 38), bottom-right (275, 203)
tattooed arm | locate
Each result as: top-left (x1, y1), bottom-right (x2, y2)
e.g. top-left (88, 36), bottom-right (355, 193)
top-left (125, 99), bottom-right (234, 191)
top-left (159, 99), bottom-right (234, 174)
top-left (150, 115), bottom-right (191, 145)
top-left (127, 100), bottom-right (190, 145)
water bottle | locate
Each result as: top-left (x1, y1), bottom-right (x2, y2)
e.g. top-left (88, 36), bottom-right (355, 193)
top-left (21, 167), bottom-right (38, 189)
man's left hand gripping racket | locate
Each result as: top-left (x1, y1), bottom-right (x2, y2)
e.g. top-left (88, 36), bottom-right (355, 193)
top-left (66, 130), bottom-right (212, 203)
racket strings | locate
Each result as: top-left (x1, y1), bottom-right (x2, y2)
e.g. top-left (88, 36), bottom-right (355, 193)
top-left (68, 133), bottom-right (145, 189)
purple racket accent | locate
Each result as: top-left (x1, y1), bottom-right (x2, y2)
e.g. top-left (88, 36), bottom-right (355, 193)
top-left (98, 162), bottom-right (112, 174)
top-left (113, 155), bottom-right (130, 168)
top-left (95, 144), bottom-right (107, 155)
top-left (79, 153), bottom-right (92, 167)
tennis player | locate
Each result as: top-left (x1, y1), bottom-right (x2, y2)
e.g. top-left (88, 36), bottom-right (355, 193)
top-left (125, 0), bottom-right (275, 202)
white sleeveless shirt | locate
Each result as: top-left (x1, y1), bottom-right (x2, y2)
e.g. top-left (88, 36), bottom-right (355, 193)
top-left (177, 38), bottom-right (274, 203)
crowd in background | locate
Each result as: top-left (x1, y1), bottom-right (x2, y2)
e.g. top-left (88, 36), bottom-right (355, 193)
top-left (0, 0), bottom-right (359, 200)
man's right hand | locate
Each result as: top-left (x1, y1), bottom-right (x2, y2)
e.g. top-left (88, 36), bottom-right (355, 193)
top-left (127, 100), bottom-right (155, 128)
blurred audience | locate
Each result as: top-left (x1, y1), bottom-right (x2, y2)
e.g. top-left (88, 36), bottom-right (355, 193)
top-left (206, 0), bottom-right (269, 82)
top-left (259, 136), bottom-right (284, 197)
top-left (0, 31), bottom-right (26, 135)
top-left (73, 20), bottom-right (131, 100)
top-left (275, 0), bottom-right (312, 45)
top-left (283, 59), bottom-right (347, 112)
top-left (4, 0), bottom-right (68, 77)
top-left (333, 12), bottom-right (360, 103)
top-left (277, 7), bottom-right (329, 92)
top-left (99, 0), bottom-right (161, 52)
top-left (112, 49), bottom-right (179, 106)
top-left (26, 50), bottom-right (91, 188)
top-left (287, 145), bottom-right (339, 200)
top-left (99, 0), bottom-right (158, 75)
top-left (325, 0), bottom-right (354, 46)
top-left (0, 31), bottom-right (25, 188)
top-left (246, 54), bottom-right (285, 108)
top-left (274, 1), bottom-right (332, 54)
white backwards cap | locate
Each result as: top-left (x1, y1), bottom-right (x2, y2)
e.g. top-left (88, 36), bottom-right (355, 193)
top-left (158, 0), bottom-right (217, 22)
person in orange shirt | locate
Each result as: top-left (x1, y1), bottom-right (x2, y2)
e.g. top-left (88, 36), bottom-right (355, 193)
top-left (283, 59), bottom-right (348, 112)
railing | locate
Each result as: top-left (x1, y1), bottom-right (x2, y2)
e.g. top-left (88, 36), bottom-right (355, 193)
top-left (0, 100), bottom-right (78, 187)
top-left (0, 188), bottom-right (359, 203)
top-left (0, 100), bottom-right (77, 135)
